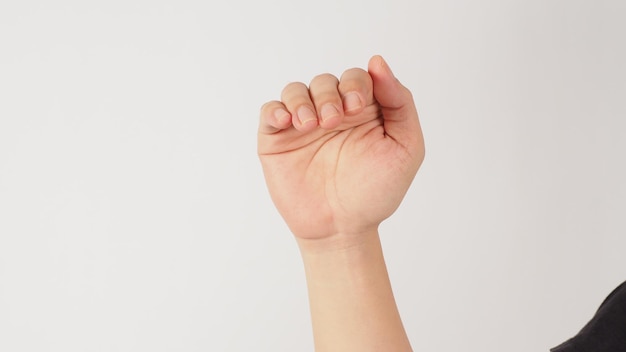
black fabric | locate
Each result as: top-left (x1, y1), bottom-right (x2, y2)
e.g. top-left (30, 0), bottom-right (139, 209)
top-left (551, 281), bottom-right (626, 352)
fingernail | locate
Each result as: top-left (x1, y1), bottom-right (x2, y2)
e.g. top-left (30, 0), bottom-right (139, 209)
top-left (274, 108), bottom-right (290, 124)
top-left (297, 106), bottom-right (317, 126)
top-left (320, 104), bottom-right (339, 122)
top-left (379, 55), bottom-right (395, 77)
top-left (343, 93), bottom-right (362, 113)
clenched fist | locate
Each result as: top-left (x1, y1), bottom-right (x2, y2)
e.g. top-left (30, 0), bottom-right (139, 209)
top-left (258, 55), bottom-right (424, 244)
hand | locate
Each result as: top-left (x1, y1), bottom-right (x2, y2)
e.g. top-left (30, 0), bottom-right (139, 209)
top-left (258, 55), bottom-right (424, 243)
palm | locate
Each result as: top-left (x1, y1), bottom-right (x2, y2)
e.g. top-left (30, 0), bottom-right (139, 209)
top-left (260, 105), bottom-right (415, 240)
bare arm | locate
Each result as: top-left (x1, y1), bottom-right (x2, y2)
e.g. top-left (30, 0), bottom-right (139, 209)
top-left (298, 230), bottom-right (412, 351)
top-left (258, 55), bottom-right (424, 351)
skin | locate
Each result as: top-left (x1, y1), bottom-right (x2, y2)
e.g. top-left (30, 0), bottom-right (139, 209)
top-left (258, 55), bottom-right (425, 352)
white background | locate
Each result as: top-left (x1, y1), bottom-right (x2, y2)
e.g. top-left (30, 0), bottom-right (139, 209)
top-left (1, 0), bottom-right (625, 351)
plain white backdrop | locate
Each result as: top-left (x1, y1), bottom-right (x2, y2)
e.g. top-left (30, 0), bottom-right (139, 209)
top-left (1, 0), bottom-right (625, 351)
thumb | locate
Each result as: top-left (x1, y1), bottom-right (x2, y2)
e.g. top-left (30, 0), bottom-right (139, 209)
top-left (368, 55), bottom-right (423, 152)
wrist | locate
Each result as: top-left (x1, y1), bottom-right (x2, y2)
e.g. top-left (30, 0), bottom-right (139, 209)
top-left (295, 227), bottom-right (380, 257)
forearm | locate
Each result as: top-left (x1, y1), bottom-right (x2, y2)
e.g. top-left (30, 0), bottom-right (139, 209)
top-left (297, 230), bottom-right (413, 352)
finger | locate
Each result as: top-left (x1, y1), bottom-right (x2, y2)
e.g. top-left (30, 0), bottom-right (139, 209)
top-left (367, 55), bottom-right (424, 154)
top-left (281, 82), bottom-right (318, 132)
top-left (338, 68), bottom-right (374, 116)
top-left (309, 73), bottom-right (343, 129)
top-left (259, 100), bottom-right (293, 135)
top-left (367, 55), bottom-right (413, 111)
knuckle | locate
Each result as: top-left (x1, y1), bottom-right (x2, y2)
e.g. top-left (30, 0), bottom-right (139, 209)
top-left (284, 81), bottom-right (306, 89)
top-left (281, 82), bottom-right (309, 102)
top-left (343, 67), bottom-right (367, 76)
top-left (340, 67), bottom-right (368, 82)
top-left (260, 100), bottom-right (279, 113)
top-left (310, 74), bottom-right (341, 106)
top-left (310, 73), bottom-right (338, 86)
top-left (403, 86), bottom-right (415, 103)
top-left (339, 68), bottom-right (372, 92)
